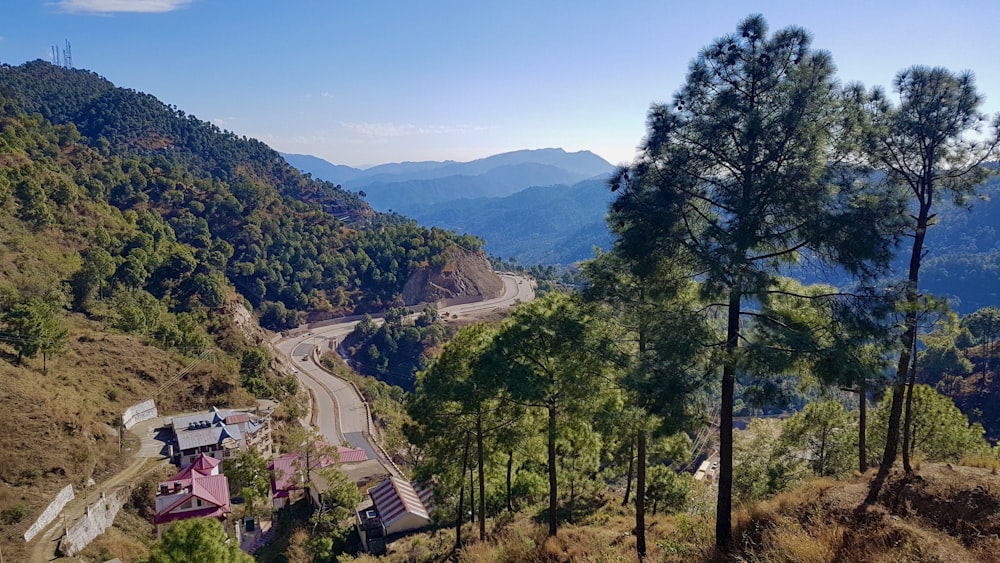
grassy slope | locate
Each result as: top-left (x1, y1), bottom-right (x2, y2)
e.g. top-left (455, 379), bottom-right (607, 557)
top-left (333, 463), bottom-right (1000, 563)
top-left (0, 316), bottom-right (251, 560)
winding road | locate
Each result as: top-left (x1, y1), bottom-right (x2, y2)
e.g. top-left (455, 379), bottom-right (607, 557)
top-left (272, 273), bottom-right (534, 477)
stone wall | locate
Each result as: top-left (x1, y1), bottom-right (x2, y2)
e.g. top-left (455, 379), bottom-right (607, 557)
top-left (123, 399), bottom-right (158, 430)
top-left (57, 486), bottom-right (130, 557)
top-left (23, 484), bottom-right (74, 542)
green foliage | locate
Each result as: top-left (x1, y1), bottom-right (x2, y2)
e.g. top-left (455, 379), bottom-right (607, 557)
top-left (733, 419), bottom-right (804, 504)
top-left (347, 306), bottom-right (447, 390)
top-left (308, 464), bottom-right (362, 558)
top-left (868, 385), bottom-right (989, 463)
top-left (1, 297), bottom-right (67, 365)
top-left (0, 61), bottom-right (480, 334)
top-left (962, 306), bottom-right (1000, 352)
top-left (0, 502), bottom-right (28, 525)
top-left (865, 64), bottom-right (1000, 492)
top-left (607, 15), bottom-right (898, 547)
top-left (645, 465), bottom-right (691, 515)
top-left (239, 346), bottom-right (272, 397)
top-left (145, 518), bottom-right (252, 563)
top-left (485, 293), bottom-right (620, 535)
top-left (779, 400), bottom-right (857, 478)
top-left (223, 446), bottom-right (271, 519)
top-left (114, 290), bottom-right (164, 335)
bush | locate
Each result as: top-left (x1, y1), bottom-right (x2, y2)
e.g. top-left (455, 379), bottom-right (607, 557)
top-left (1, 502), bottom-right (27, 524)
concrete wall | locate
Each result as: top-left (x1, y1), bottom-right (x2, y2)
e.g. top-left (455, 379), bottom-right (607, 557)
top-left (123, 399), bottom-right (158, 430)
top-left (24, 484), bottom-right (74, 542)
top-left (57, 486), bottom-right (130, 557)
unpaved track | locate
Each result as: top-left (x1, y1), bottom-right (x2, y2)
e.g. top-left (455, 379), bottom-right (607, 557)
top-left (29, 417), bottom-right (170, 562)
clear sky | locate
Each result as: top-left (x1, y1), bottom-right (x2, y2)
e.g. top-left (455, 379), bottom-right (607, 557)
top-left (3, 0), bottom-right (999, 168)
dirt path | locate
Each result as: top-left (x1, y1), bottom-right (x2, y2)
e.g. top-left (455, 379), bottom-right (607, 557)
top-left (28, 417), bottom-right (170, 562)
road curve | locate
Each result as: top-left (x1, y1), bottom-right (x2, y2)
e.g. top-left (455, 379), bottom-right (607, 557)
top-left (272, 274), bottom-right (534, 474)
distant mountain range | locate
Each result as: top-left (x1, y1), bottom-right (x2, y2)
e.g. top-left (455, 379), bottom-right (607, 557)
top-left (407, 178), bottom-right (614, 265)
top-left (282, 148), bottom-right (614, 214)
top-left (283, 148), bottom-right (616, 265)
top-left (285, 150), bottom-right (1000, 313)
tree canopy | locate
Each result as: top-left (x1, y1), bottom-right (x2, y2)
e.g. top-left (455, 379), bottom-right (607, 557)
top-left (144, 518), bottom-right (252, 563)
top-left (607, 14), bottom-right (896, 547)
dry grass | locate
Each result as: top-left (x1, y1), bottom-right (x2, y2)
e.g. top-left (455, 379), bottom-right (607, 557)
top-left (959, 454), bottom-right (1000, 473)
top-left (76, 510), bottom-right (151, 562)
top-left (369, 466), bottom-right (1000, 563)
top-left (726, 465), bottom-right (1000, 563)
top-left (0, 315), bottom-right (251, 559)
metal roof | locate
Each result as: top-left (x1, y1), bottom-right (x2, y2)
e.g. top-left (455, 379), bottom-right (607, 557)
top-left (175, 424), bottom-right (243, 450)
top-left (369, 476), bottom-right (431, 529)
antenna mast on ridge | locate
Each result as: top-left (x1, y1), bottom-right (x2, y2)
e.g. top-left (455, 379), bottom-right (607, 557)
top-left (51, 41), bottom-right (73, 68)
top-left (63, 41), bottom-right (73, 69)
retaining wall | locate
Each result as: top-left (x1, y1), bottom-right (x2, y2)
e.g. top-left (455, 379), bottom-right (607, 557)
top-left (57, 486), bottom-right (130, 557)
top-left (23, 484), bottom-right (74, 542)
top-left (122, 399), bottom-right (158, 430)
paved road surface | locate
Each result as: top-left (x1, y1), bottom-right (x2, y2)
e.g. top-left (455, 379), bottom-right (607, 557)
top-left (272, 273), bottom-right (534, 477)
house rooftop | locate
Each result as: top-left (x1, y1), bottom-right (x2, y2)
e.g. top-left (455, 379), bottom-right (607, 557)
top-left (369, 476), bottom-right (431, 528)
top-left (175, 424), bottom-right (243, 451)
top-left (168, 453), bottom-right (221, 481)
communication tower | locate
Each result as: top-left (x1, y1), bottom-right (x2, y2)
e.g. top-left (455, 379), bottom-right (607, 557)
top-left (63, 41), bottom-right (73, 69)
top-left (51, 41), bottom-right (73, 68)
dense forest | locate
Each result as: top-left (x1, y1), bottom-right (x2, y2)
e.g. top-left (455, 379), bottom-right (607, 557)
top-left (0, 60), bottom-right (483, 331)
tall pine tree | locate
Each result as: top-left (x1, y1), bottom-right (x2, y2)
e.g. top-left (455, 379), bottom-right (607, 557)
top-left (864, 67), bottom-right (999, 501)
top-left (609, 15), bottom-right (895, 547)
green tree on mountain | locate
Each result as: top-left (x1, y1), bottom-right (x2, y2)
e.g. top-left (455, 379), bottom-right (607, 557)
top-left (2, 298), bottom-right (67, 371)
top-left (483, 293), bottom-right (618, 537)
top-left (865, 67), bottom-right (1000, 500)
top-left (607, 15), bottom-right (897, 547)
top-left (145, 518), bottom-right (252, 563)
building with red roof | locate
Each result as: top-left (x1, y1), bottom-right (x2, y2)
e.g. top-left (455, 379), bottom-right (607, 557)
top-left (357, 476), bottom-right (433, 553)
top-left (153, 453), bottom-right (232, 535)
top-left (269, 444), bottom-right (368, 509)
top-left (367, 476), bottom-right (432, 535)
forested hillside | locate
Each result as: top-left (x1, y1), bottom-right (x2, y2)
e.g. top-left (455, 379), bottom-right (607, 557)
top-left (410, 178), bottom-right (614, 265)
top-left (0, 60), bottom-right (485, 329)
top-left (0, 60), bottom-right (497, 558)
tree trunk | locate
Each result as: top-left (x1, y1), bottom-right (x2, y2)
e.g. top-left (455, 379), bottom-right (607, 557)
top-left (476, 412), bottom-right (486, 540)
top-left (547, 401), bottom-right (558, 537)
top-left (858, 384), bottom-right (867, 474)
top-left (867, 206), bottom-right (928, 504)
top-left (456, 439), bottom-right (469, 548)
top-left (569, 456), bottom-right (576, 524)
top-left (716, 289), bottom-right (740, 549)
top-left (506, 450), bottom-right (514, 513)
top-left (901, 334), bottom-right (919, 473)
top-left (819, 428), bottom-right (828, 476)
top-left (636, 429), bottom-right (647, 560)
top-left (623, 435), bottom-right (635, 507)
top-left (469, 463), bottom-right (475, 524)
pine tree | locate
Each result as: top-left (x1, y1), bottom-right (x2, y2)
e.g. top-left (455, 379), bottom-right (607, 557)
top-left (864, 67), bottom-right (999, 501)
top-left (609, 15), bottom-right (896, 547)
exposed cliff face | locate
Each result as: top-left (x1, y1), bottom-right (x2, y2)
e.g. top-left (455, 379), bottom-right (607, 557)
top-left (228, 298), bottom-right (268, 344)
top-left (401, 246), bottom-right (503, 306)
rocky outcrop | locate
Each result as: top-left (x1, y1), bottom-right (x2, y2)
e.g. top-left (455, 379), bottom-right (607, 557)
top-left (401, 246), bottom-right (503, 306)
top-left (228, 298), bottom-right (268, 344)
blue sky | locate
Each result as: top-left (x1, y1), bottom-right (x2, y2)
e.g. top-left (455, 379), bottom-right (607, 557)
top-left (3, 0), bottom-right (1000, 168)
